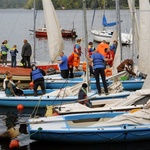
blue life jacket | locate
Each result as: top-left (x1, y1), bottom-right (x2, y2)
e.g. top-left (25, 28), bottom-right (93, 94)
top-left (1, 44), bottom-right (8, 52)
top-left (32, 68), bottom-right (43, 81)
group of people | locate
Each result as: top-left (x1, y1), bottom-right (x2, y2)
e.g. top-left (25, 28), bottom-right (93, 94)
top-left (56, 38), bottom-right (137, 96)
top-left (1, 39), bottom-right (32, 68)
top-left (3, 63), bottom-right (46, 97)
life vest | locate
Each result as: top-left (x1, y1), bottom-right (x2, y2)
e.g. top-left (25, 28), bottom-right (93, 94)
top-left (1, 44), bottom-right (8, 54)
top-left (73, 52), bottom-right (80, 67)
top-left (82, 62), bottom-right (86, 72)
top-left (105, 68), bottom-right (112, 77)
top-left (10, 48), bottom-right (17, 56)
top-left (5, 81), bottom-right (16, 96)
top-left (74, 43), bottom-right (81, 56)
top-left (32, 68), bottom-right (43, 81)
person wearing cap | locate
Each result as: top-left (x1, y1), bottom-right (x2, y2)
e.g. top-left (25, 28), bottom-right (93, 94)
top-left (78, 83), bottom-right (92, 108)
top-left (5, 74), bottom-right (24, 97)
top-left (30, 64), bottom-right (46, 96)
top-left (86, 48), bottom-right (109, 95)
top-left (117, 59), bottom-right (136, 76)
top-left (73, 38), bottom-right (82, 71)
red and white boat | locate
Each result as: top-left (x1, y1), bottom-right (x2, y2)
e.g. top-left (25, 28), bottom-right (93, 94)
top-left (34, 27), bottom-right (77, 38)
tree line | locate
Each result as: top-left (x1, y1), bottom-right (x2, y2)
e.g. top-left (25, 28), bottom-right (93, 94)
top-left (0, 0), bottom-right (139, 9)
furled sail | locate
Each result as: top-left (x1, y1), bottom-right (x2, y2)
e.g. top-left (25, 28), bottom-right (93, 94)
top-left (42, 0), bottom-right (64, 62)
top-left (138, 0), bottom-right (150, 75)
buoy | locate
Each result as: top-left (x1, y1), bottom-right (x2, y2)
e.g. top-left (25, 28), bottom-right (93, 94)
top-left (17, 104), bottom-right (24, 111)
top-left (9, 140), bottom-right (19, 149)
top-left (29, 81), bottom-right (34, 89)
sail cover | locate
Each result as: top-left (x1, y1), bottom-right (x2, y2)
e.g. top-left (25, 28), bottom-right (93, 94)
top-left (102, 15), bottom-right (117, 27)
top-left (42, 0), bottom-right (64, 62)
top-left (138, 0), bottom-right (150, 75)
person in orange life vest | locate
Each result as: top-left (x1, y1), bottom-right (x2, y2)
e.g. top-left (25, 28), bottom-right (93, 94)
top-left (68, 53), bottom-right (74, 78)
top-left (73, 38), bottom-right (82, 71)
top-left (104, 47), bottom-right (115, 67)
top-left (96, 40), bottom-right (109, 57)
top-left (78, 83), bottom-right (92, 108)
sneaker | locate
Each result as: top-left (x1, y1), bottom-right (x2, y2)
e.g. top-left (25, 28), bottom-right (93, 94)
top-left (2, 64), bottom-right (4, 67)
top-left (5, 65), bottom-right (8, 67)
top-left (98, 93), bottom-right (101, 96)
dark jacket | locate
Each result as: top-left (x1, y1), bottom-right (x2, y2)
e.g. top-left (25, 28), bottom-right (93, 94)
top-left (21, 43), bottom-right (32, 57)
top-left (117, 59), bottom-right (136, 76)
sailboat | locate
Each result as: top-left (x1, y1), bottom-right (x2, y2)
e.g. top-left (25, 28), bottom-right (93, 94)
top-left (90, 1), bottom-right (132, 45)
top-left (28, 1), bottom-right (150, 143)
top-left (44, 0), bottom-right (143, 91)
top-left (0, 0), bottom-right (60, 82)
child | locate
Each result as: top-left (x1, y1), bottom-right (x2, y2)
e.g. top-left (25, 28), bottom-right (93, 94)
top-left (10, 45), bottom-right (18, 68)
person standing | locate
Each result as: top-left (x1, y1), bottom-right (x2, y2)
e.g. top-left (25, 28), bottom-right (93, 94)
top-left (21, 39), bottom-right (32, 68)
top-left (10, 45), bottom-right (18, 68)
top-left (30, 64), bottom-right (46, 96)
top-left (78, 83), bottom-right (92, 108)
top-left (73, 39), bottom-right (82, 71)
top-left (1, 40), bottom-right (10, 67)
top-left (68, 53), bottom-right (74, 78)
top-left (88, 42), bottom-right (95, 76)
top-left (87, 48), bottom-right (109, 95)
top-left (55, 51), bottom-right (69, 79)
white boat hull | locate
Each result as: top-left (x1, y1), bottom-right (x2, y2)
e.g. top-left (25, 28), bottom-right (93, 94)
top-left (91, 29), bottom-right (132, 45)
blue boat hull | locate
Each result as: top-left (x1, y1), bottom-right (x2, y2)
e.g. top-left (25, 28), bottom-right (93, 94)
top-left (45, 79), bottom-right (144, 91)
top-left (28, 112), bottom-right (150, 142)
top-left (0, 91), bottom-right (130, 108)
top-left (29, 129), bottom-right (150, 143)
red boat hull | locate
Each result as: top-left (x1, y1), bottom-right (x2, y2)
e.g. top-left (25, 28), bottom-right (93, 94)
top-left (35, 29), bottom-right (77, 38)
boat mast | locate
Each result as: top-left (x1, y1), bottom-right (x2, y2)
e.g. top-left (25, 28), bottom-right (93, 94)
top-left (83, 0), bottom-right (90, 91)
top-left (116, 0), bottom-right (122, 61)
top-left (33, 0), bottom-right (36, 63)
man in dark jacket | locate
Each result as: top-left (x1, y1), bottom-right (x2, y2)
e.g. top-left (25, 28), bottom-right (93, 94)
top-left (30, 64), bottom-right (46, 96)
top-left (21, 39), bottom-right (32, 68)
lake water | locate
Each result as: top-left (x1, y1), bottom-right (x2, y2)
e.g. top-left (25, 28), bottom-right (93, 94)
top-left (0, 9), bottom-right (144, 150)
top-left (0, 9), bottom-right (133, 63)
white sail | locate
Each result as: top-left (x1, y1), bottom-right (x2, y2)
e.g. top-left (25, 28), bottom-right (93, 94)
top-left (127, 0), bottom-right (139, 55)
top-left (42, 0), bottom-right (64, 62)
top-left (138, 0), bottom-right (150, 75)
top-left (112, 39), bottom-right (121, 75)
